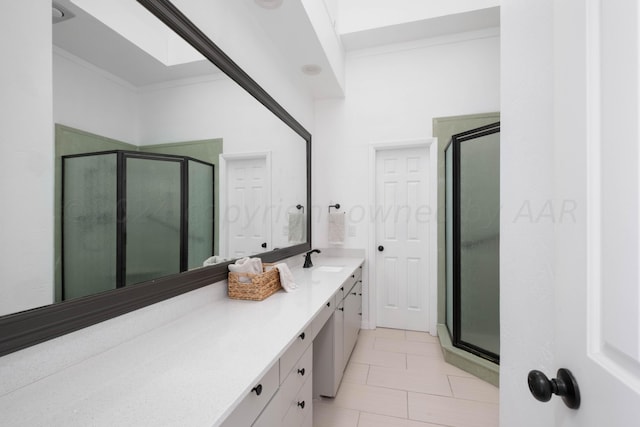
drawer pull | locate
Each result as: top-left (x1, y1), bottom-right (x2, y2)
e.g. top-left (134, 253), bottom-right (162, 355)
top-left (251, 384), bottom-right (263, 396)
top-left (299, 332), bottom-right (306, 340)
top-left (351, 274), bottom-right (355, 278)
top-left (358, 312), bottom-right (362, 316)
top-left (341, 286), bottom-right (344, 291)
top-left (358, 293), bottom-right (362, 296)
top-left (297, 401), bottom-right (306, 409)
top-left (326, 302), bottom-right (331, 307)
top-left (338, 307), bottom-right (344, 312)
top-left (297, 368), bottom-right (306, 376)
top-left (351, 292), bottom-right (357, 296)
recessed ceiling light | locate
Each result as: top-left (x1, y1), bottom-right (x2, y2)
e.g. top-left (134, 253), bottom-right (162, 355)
top-left (52, 2), bottom-right (75, 24)
top-left (52, 6), bottom-right (64, 19)
top-left (254, 0), bottom-right (283, 9)
top-left (301, 64), bottom-right (322, 76)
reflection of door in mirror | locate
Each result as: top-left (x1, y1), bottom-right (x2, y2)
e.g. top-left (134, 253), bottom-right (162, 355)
top-left (221, 154), bottom-right (272, 258)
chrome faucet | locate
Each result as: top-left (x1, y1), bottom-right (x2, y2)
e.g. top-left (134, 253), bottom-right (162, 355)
top-left (303, 249), bottom-right (321, 268)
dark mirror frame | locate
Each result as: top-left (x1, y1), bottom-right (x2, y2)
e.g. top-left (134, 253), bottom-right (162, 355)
top-left (0, 0), bottom-right (312, 357)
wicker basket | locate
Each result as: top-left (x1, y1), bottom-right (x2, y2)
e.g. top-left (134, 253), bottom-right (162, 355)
top-left (228, 263), bottom-right (282, 301)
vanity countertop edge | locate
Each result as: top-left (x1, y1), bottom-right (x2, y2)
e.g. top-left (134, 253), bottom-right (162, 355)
top-left (0, 256), bottom-right (364, 427)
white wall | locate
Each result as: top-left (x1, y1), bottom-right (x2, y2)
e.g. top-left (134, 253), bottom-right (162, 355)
top-left (500, 0), bottom-right (555, 425)
top-left (313, 32), bottom-right (500, 250)
top-left (338, 0), bottom-right (501, 34)
top-left (313, 31), bottom-right (499, 328)
top-left (0, 0), bottom-right (53, 316)
top-left (53, 49), bottom-right (140, 144)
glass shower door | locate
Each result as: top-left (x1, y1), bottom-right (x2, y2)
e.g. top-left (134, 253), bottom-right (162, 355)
top-left (187, 159), bottom-right (214, 269)
top-left (445, 122), bottom-right (500, 363)
top-left (124, 155), bottom-right (183, 286)
top-left (62, 153), bottom-right (118, 299)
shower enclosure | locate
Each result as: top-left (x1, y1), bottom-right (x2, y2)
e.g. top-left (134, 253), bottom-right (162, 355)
top-left (445, 122), bottom-right (500, 363)
top-left (62, 150), bottom-right (214, 301)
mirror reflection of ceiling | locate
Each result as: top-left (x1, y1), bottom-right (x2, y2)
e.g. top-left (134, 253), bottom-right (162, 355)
top-left (53, 0), bottom-right (220, 87)
top-left (49, 0), bottom-right (308, 308)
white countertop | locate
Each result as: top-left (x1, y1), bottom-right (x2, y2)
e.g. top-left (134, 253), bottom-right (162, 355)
top-left (0, 256), bottom-right (364, 427)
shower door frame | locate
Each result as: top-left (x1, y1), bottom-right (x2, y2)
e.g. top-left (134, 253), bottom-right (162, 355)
top-left (61, 150), bottom-right (215, 295)
top-left (447, 121), bottom-right (500, 364)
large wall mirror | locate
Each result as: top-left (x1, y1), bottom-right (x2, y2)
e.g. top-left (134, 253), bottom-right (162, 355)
top-left (0, 0), bottom-right (311, 356)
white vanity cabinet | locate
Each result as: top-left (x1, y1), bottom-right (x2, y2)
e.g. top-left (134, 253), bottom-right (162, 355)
top-left (222, 327), bottom-right (315, 427)
top-left (343, 276), bottom-right (362, 366)
top-left (313, 265), bottom-right (363, 397)
top-left (253, 344), bottom-right (313, 427)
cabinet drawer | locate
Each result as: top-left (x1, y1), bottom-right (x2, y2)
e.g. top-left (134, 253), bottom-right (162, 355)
top-left (354, 265), bottom-right (363, 282)
top-left (340, 268), bottom-right (361, 300)
top-left (279, 324), bottom-right (312, 384)
top-left (220, 362), bottom-right (279, 427)
top-left (282, 373), bottom-right (313, 427)
top-left (281, 344), bottom-right (312, 404)
top-left (301, 412), bottom-right (313, 427)
top-left (311, 294), bottom-right (335, 340)
top-left (251, 389), bottom-right (282, 427)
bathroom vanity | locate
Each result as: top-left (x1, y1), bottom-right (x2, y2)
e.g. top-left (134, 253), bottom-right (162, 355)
top-left (0, 256), bottom-right (364, 427)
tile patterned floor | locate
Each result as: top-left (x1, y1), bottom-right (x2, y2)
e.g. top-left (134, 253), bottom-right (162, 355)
top-left (313, 328), bottom-right (499, 427)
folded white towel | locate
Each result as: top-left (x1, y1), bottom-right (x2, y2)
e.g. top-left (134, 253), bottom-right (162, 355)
top-left (228, 257), bottom-right (263, 283)
top-left (328, 212), bottom-right (345, 245)
top-left (275, 263), bottom-right (297, 292)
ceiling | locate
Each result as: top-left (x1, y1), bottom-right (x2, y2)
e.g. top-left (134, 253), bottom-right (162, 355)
top-left (52, 0), bottom-right (221, 88)
top-left (340, 7), bottom-right (500, 51)
top-left (238, 1), bottom-right (500, 99)
top-left (52, 0), bottom-right (500, 98)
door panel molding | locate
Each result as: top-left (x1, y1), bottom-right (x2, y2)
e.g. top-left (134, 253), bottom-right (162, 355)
top-left (585, 0), bottom-right (640, 393)
top-left (219, 152), bottom-right (272, 257)
top-left (367, 139), bottom-right (437, 334)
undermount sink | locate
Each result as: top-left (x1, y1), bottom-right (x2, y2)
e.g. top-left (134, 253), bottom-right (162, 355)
top-left (314, 266), bottom-right (344, 273)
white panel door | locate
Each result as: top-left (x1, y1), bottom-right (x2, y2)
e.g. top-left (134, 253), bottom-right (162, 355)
top-left (375, 147), bottom-right (430, 331)
top-left (511, 0), bottom-right (640, 424)
top-left (554, 0), bottom-right (640, 423)
top-left (226, 157), bottom-right (270, 258)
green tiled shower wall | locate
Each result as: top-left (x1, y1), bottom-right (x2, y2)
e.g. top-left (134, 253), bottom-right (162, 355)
top-left (54, 124), bottom-right (222, 302)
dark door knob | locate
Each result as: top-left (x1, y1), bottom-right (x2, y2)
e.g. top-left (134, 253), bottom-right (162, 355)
top-left (261, 242), bottom-right (267, 248)
top-left (378, 245), bottom-right (384, 252)
top-left (528, 369), bottom-right (580, 409)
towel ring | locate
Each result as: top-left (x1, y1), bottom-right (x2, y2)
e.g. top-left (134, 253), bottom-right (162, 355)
top-left (328, 203), bottom-right (341, 213)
